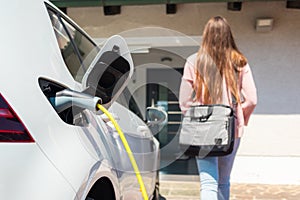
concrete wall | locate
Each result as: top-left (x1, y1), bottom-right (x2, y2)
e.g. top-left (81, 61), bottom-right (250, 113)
top-left (68, 1), bottom-right (300, 156)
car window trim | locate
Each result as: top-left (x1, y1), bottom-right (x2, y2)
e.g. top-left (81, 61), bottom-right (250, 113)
top-left (45, 3), bottom-right (99, 73)
top-left (45, 3), bottom-right (97, 47)
top-left (57, 13), bottom-right (85, 67)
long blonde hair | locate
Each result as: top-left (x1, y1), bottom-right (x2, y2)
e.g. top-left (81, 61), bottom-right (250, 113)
top-left (195, 16), bottom-right (247, 104)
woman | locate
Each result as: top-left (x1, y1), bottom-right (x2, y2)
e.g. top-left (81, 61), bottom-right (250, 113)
top-left (179, 16), bottom-right (257, 200)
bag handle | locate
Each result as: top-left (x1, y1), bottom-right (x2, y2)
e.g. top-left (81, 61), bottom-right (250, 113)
top-left (190, 106), bottom-right (213, 122)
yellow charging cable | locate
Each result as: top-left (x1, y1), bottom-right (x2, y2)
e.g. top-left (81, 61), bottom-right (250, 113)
top-left (97, 104), bottom-right (148, 200)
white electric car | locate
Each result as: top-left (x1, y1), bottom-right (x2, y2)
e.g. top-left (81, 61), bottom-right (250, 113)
top-left (0, 1), bottom-right (163, 199)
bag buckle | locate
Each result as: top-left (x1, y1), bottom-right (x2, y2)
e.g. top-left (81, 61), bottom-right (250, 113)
top-left (199, 116), bottom-right (209, 122)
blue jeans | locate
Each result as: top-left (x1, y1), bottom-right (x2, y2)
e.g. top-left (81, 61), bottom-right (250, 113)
top-left (196, 138), bottom-right (240, 200)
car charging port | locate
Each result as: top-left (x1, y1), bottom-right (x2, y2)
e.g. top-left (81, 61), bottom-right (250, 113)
top-left (39, 78), bottom-right (90, 126)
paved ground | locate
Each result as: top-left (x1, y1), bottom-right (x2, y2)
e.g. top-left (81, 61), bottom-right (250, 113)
top-left (159, 180), bottom-right (300, 200)
top-left (156, 115), bottom-right (300, 199)
top-left (158, 154), bottom-right (300, 200)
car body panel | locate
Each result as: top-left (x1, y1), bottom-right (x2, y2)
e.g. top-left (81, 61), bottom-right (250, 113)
top-left (0, 144), bottom-right (75, 199)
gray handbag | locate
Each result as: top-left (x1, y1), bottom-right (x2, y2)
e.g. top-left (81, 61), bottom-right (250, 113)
top-left (179, 104), bottom-right (235, 157)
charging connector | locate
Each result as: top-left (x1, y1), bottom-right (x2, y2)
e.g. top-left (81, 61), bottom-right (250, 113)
top-left (49, 89), bottom-right (102, 113)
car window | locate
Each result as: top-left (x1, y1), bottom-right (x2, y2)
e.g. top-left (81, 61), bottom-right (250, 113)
top-left (47, 6), bottom-right (99, 82)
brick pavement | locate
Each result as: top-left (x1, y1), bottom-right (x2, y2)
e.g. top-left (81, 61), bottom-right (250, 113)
top-left (159, 180), bottom-right (300, 200)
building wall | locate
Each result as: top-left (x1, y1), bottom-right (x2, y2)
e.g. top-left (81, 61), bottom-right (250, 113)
top-left (68, 1), bottom-right (300, 156)
top-left (68, 1), bottom-right (300, 114)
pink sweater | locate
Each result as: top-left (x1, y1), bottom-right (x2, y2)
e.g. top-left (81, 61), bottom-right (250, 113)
top-left (179, 53), bottom-right (257, 137)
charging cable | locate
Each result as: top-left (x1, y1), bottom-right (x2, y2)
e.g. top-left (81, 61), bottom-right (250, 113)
top-left (97, 104), bottom-right (148, 200)
top-left (50, 89), bottom-right (148, 200)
